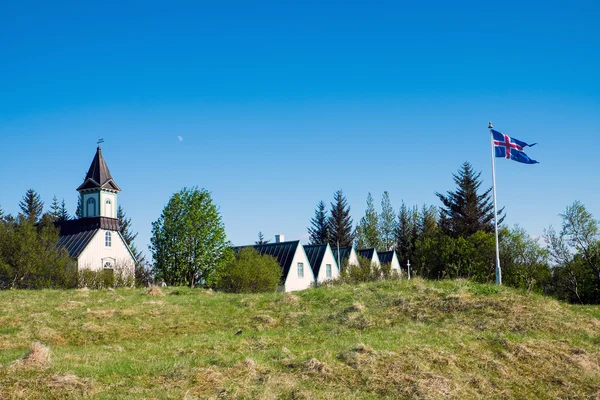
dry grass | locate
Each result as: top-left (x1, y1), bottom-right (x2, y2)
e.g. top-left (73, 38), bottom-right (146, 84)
top-left (146, 286), bottom-right (165, 296)
top-left (12, 342), bottom-right (51, 369)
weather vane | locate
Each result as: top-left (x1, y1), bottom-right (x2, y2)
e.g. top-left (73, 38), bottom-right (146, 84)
top-left (97, 138), bottom-right (104, 146)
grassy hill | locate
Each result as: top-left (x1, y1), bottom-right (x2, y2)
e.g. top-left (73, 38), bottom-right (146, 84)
top-left (0, 279), bottom-right (599, 399)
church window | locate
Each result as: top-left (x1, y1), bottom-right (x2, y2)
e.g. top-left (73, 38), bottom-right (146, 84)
top-left (104, 260), bottom-right (113, 269)
top-left (105, 232), bottom-right (112, 247)
top-left (87, 198), bottom-right (95, 216)
top-left (105, 199), bottom-right (113, 217)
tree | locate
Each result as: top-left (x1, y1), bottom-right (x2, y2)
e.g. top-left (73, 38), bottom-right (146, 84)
top-left (75, 196), bottom-right (82, 219)
top-left (117, 205), bottom-right (148, 285)
top-left (379, 192), bottom-right (396, 251)
top-left (215, 248), bottom-right (281, 293)
top-left (436, 162), bottom-right (503, 238)
top-left (150, 187), bottom-right (228, 288)
top-left (19, 189), bottom-right (44, 224)
top-left (49, 196), bottom-right (61, 221)
top-left (308, 201), bottom-right (330, 245)
top-left (329, 190), bottom-right (354, 247)
top-left (501, 226), bottom-right (550, 293)
top-left (255, 231), bottom-right (271, 245)
top-left (545, 201), bottom-right (600, 303)
top-left (355, 193), bottom-right (380, 250)
top-left (58, 199), bottom-right (70, 221)
top-left (395, 201), bottom-right (412, 268)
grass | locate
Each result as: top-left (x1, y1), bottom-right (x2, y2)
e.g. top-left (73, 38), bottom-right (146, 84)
top-left (0, 279), bottom-right (599, 399)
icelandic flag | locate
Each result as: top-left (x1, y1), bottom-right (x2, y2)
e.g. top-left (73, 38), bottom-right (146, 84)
top-left (492, 129), bottom-right (538, 164)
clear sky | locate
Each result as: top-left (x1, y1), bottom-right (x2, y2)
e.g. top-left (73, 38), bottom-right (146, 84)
top-left (1, 1), bottom-right (599, 258)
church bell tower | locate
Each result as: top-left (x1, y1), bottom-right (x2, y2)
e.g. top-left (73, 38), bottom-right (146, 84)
top-left (76, 145), bottom-right (121, 219)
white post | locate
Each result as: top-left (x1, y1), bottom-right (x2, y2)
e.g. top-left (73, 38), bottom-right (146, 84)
top-left (489, 121), bottom-right (502, 285)
top-left (407, 259), bottom-right (411, 280)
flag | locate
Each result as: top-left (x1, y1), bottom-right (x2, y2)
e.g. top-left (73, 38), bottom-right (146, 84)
top-left (491, 129), bottom-right (538, 164)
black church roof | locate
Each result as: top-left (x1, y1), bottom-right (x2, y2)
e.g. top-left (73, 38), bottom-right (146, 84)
top-left (55, 217), bottom-right (120, 258)
top-left (233, 241), bottom-right (301, 282)
top-left (76, 146), bottom-right (121, 192)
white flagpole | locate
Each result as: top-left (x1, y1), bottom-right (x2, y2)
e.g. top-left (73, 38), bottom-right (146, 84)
top-left (489, 121), bottom-right (502, 285)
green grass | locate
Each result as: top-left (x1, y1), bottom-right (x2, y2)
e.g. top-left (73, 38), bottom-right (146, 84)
top-left (0, 279), bottom-right (599, 399)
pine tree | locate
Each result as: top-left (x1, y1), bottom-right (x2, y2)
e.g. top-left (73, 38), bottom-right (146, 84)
top-left (435, 161), bottom-right (503, 238)
top-left (49, 196), bottom-right (61, 221)
top-left (421, 204), bottom-right (438, 237)
top-left (58, 199), bottom-right (70, 221)
top-left (255, 231), bottom-right (271, 245)
top-left (355, 193), bottom-right (380, 250)
top-left (75, 196), bottom-right (82, 219)
top-left (117, 205), bottom-right (147, 274)
top-left (379, 191), bottom-right (396, 251)
top-left (0, 205), bottom-right (4, 220)
top-left (395, 202), bottom-right (417, 267)
top-left (329, 190), bottom-right (354, 247)
top-left (308, 201), bottom-right (330, 245)
top-left (19, 189), bottom-right (44, 224)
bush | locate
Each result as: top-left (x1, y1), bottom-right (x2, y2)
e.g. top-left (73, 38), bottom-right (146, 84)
top-left (337, 256), bottom-right (389, 284)
top-left (77, 262), bottom-right (134, 289)
top-left (214, 247), bottom-right (281, 293)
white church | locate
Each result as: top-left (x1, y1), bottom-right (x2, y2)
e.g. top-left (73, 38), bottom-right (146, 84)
top-left (56, 145), bottom-right (136, 274)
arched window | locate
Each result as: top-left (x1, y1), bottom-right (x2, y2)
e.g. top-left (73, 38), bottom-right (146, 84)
top-left (105, 199), bottom-right (113, 217)
top-left (105, 231), bottom-right (112, 247)
top-left (104, 260), bottom-right (113, 269)
top-left (86, 198), bottom-right (96, 217)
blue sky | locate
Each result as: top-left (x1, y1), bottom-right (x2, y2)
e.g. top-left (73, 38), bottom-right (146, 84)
top-left (1, 1), bottom-right (598, 257)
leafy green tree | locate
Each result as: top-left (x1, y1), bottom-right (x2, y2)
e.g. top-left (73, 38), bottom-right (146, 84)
top-left (215, 247), bottom-right (281, 293)
top-left (308, 201), bottom-right (330, 245)
top-left (501, 226), bottom-right (550, 293)
top-left (379, 191), bottom-right (396, 251)
top-left (355, 193), bottom-right (380, 250)
top-left (545, 201), bottom-right (600, 303)
top-left (19, 189), bottom-right (44, 224)
top-left (436, 162), bottom-right (503, 238)
top-left (255, 231), bottom-right (271, 245)
top-left (150, 187), bottom-right (228, 288)
top-left (329, 190), bottom-right (354, 247)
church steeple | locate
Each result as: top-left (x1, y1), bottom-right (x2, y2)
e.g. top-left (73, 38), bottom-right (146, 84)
top-left (77, 146), bottom-right (120, 219)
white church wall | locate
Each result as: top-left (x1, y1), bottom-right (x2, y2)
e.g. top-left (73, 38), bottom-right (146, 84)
top-left (77, 229), bottom-right (135, 276)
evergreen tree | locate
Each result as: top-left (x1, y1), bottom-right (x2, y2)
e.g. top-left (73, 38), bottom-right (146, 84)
top-left (355, 193), bottom-right (380, 250)
top-left (379, 191), bottom-right (396, 251)
top-left (329, 190), bottom-right (354, 247)
top-left (0, 205), bottom-right (4, 220)
top-left (75, 196), bottom-right (82, 219)
top-left (49, 196), bottom-right (61, 221)
top-left (435, 162), bottom-right (503, 238)
top-left (308, 201), bottom-right (330, 245)
top-left (395, 201), bottom-right (412, 267)
top-left (117, 205), bottom-right (146, 270)
top-left (255, 231), bottom-right (271, 245)
top-left (58, 199), bottom-right (70, 221)
top-left (421, 204), bottom-right (438, 237)
top-left (19, 189), bottom-right (44, 224)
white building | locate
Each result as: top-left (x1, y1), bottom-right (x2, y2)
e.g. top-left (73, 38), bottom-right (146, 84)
top-left (234, 236), bottom-right (315, 292)
top-left (378, 250), bottom-right (401, 276)
top-left (357, 248), bottom-right (381, 267)
top-left (304, 243), bottom-right (339, 283)
top-left (56, 145), bottom-right (136, 275)
top-left (331, 246), bottom-right (360, 271)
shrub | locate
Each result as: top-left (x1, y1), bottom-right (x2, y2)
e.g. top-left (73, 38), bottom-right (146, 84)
top-left (77, 262), bottom-right (134, 289)
top-left (215, 247), bottom-right (281, 293)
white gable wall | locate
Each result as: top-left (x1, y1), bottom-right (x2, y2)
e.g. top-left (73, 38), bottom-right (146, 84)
top-left (77, 229), bottom-right (135, 276)
top-left (348, 247), bottom-right (359, 267)
top-left (283, 243), bottom-right (315, 292)
top-left (390, 252), bottom-right (401, 275)
top-left (371, 250), bottom-right (381, 267)
top-left (316, 244), bottom-right (339, 283)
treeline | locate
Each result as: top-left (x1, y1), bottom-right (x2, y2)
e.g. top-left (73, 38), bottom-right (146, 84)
top-left (307, 162), bottom-right (600, 304)
top-left (0, 189), bottom-right (146, 289)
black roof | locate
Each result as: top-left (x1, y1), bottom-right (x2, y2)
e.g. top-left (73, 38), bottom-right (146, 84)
top-left (55, 217), bottom-right (120, 258)
top-left (378, 250), bottom-right (397, 264)
top-left (357, 248), bottom-right (376, 260)
top-left (331, 246), bottom-right (353, 266)
top-left (77, 146), bottom-right (121, 192)
top-left (303, 244), bottom-right (328, 276)
top-left (233, 241), bottom-right (301, 282)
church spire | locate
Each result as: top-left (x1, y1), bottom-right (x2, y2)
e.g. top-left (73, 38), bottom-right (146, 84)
top-left (77, 145), bottom-right (121, 192)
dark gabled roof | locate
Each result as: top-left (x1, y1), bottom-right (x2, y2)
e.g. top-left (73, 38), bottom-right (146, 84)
top-left (55, 217), bottom-right (121, 258)
top-left (76, 146), bottom-right (121, 192)
top-left (357, 248), bottom-right (376, 260)
top-left (331, 246), bottom-right (353, 266)
top-left (303, 244), bottom-right (328, 276)
top-left (233, 241), bottom-right (301, 282)
top-left (378, 250), bottom-right (396, 264)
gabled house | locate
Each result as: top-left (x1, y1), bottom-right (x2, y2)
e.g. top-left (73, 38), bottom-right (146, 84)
top-left (234, 238), bottom-right (315, 292)
top-left (356, 248), bottom-right (381, 267)
top-left (303, 243), bottom-right (339, 283)
top-left (377, 250), bottom-right (401, 275)
top-left (55, 145), bottom-right (136, 275)
top-left (331, 246), bottom-right (359, 271)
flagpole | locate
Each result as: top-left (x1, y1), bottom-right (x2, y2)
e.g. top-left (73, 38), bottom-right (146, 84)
top-left (489, 121), bottom-right (502, 285)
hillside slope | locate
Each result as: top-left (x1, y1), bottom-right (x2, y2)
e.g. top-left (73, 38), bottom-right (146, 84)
top-left (0, 279), bottom-right (599, 399)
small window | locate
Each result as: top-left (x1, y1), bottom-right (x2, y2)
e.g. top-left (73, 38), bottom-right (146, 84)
top-left (326, 264), bottom-right (332, 278)
top-left (104, 261), bottom-right (113, 269)
top-left (297, 262), bottom-right (304, 278)
top-left (105, 232), bottom-right (112, 247)
top-left (105, 199), bottom-right (111, 204)
top-left (86, 198), bottom-right (96, 216)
